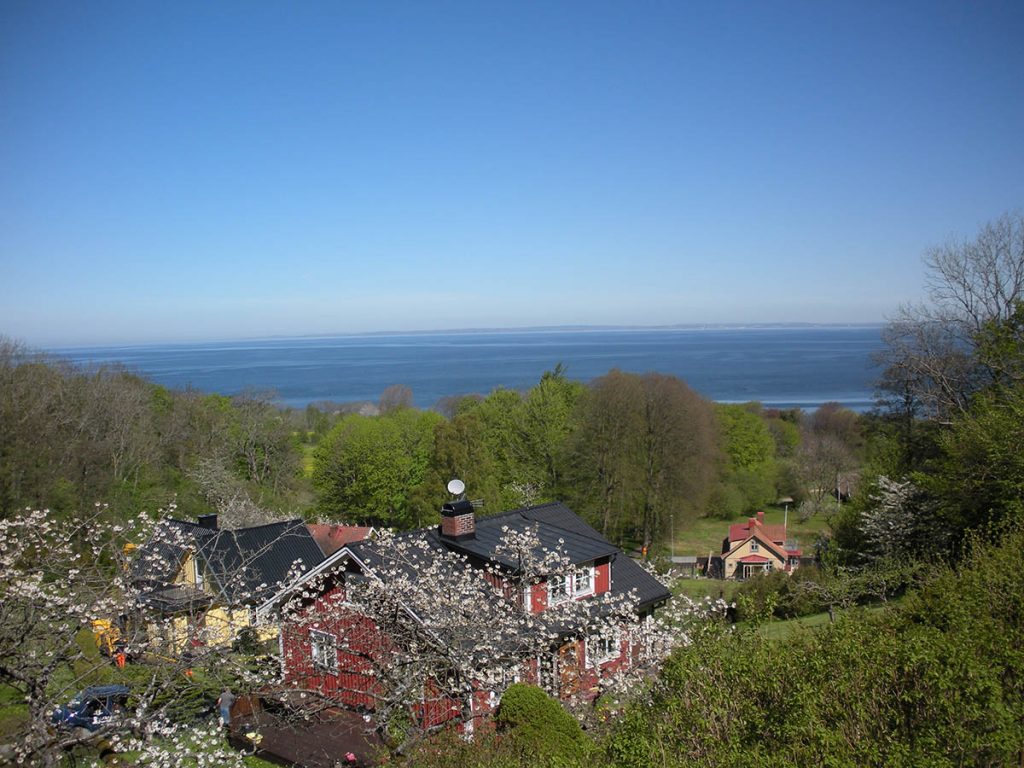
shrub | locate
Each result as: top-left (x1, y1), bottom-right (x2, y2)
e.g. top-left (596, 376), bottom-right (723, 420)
top-left (604, 527), bottom-right (1024, 767)
top-left (495, 684), bottom-right (591, 767)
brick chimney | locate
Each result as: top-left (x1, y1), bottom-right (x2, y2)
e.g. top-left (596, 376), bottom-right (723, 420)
top-left (756, 510), bottom-right (765, 524)
top-left (440, 500), bottom-right (475, 541)
top-left (198, 514), bottom-right (218, 530)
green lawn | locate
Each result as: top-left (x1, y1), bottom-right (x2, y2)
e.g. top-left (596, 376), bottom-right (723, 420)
top-left (0, 684), bottom-right (27, 741)
top-left (750, 601), bottom-right (896, 642)
top-left (671, 578), bottom-right (741, 602)
top-left (668, 504), bottom-right (832, 558)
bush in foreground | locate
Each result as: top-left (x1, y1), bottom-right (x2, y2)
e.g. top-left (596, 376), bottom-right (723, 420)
top-left (604, 525), bottom-right (1024, 767)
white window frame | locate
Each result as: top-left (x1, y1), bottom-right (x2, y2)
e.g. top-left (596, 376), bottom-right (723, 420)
top-left (587, 628), bottom-right (622, 667)
top-left (548, 563), bottom-right (597, 606)
top-left (750, 540), bottom-right (760, 553)
top-left (548, 574), bottom-right (569, 605)
top-left (309, 629), bottom-right (338, 674)
top-left (192, 556), bottom-right (204, 588)
top-left (573, 564), bottom-right (596, 597)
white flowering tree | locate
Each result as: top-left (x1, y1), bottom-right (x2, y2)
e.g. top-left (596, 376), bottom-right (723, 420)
top-left (0, 505), bottom-right (276, 767)
top-left (278, 523), bottom-right (720, 753)
top-left (860, 476), bottom-right (949, 561)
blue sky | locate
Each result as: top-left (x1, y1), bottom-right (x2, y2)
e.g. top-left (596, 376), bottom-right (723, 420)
top-left (2, 1), bottom-right (1022, 345)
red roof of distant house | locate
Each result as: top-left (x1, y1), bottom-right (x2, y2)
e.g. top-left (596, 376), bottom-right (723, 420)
top-left (728, 521), bottom-right (787, 544)
top-left (307, 524), bottom-right (373, 556)
top-left (737, 554), bottom-right (771, 564)
top-left (785, 548), bottom-right (803, 557)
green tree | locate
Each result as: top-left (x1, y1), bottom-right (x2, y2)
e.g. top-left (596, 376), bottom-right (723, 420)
top-left (715, 403), bottom-right (778, 513)
top-left (565, 371), bottom-right (719, 547)
top-left (495, 684), bottom-right (591, 767)
top-left (312, 409), bottom-right (443, 527)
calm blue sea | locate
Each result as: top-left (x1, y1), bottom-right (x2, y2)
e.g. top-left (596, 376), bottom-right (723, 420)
top-left (50, 326), bottom-right (886, 412)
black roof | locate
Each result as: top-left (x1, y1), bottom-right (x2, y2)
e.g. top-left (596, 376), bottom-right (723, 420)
top-left (345, 501), bottom-right (670, 613)
top-left (135, 518), bottom-right (325, 608)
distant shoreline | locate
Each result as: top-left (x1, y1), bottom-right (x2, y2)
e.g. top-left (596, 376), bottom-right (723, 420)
top-left (46, 322), bottom-right (887, 352)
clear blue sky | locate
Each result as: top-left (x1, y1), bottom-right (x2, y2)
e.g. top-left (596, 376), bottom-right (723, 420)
top-left (2, 1), bottom-right (1022, 345)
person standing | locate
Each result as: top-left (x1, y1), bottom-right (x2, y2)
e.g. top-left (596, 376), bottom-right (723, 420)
top-left (217, 688), bottom-right (236, 728)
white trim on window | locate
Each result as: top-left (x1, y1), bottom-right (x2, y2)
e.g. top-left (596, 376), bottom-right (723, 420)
top-left (309, 629), bottom-right (338, 674)
top-left (587, 627), bottom-right (622, 667)
top-left (547, 563), bottom-right (597, 605)
top-left (549, 574), bottom-right (569, 605)
top-left (574, 564), bottom-right (595, 597)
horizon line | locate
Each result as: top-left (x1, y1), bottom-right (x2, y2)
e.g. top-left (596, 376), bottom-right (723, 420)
top-left (41, 321), bottom-right (888, 350)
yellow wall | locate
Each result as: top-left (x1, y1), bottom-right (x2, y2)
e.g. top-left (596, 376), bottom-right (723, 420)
top-left (151, 607), bottom-right (279, 654)
top-left (157, 553), bottom-right (279, 651)
top-left (723, 538), bottom-right (784, 579)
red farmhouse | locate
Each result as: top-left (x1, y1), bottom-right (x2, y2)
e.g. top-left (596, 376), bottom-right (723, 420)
top-left (277, 500), bottom-right (670, 732)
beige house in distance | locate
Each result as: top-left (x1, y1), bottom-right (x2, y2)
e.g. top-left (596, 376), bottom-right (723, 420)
top-left (721, 511), bottom-right (802, 579)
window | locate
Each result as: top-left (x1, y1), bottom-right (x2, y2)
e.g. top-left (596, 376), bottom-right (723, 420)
top-left (750, 541), bottom-right (760, 553)
top-left (192, 556), bottom-right (204, 588)
top-left (548, 564), bottom-right (596, 605)
top-left (538, 655), bottom-right (558, 695)
top-left (574, 565), bottom-right (595, 596)
top-left (309, 629), bottom-right (337, 673)
top-left (588, 628), bottom-right (621, 666)
top-left (549, 574), bottom-right (569, 604)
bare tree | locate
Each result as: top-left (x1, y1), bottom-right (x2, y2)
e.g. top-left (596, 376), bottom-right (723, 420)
top-left (379, 384), bottom-right (414, 414)
top-left (188, 457), bottom-right (280, 528)
top-left (876, 212), bottom-right (1024, 420)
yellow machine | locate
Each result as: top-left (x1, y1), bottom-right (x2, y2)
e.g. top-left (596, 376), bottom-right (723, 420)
top-left (91, 619), bottom-right (123, 656)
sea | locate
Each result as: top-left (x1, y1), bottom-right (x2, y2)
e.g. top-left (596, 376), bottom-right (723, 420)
top-left (50, 326), bottom-right (886, 412)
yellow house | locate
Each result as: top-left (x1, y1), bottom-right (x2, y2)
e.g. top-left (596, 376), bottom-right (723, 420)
top-left (134, 514), bottom-right (325, 653)
top-left (720, 511), bottom-right (802, 580)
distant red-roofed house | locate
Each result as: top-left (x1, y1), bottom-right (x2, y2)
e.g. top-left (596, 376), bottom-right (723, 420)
top-left (306, 524), bottom-right (374, 557)
top-left (721, 511), bottom-right (803, 579)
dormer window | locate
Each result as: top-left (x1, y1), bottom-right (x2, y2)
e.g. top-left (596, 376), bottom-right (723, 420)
top-left (547, 563), bottom-right (596, 605)
top-left (574, 564), bottom-right (595, 596)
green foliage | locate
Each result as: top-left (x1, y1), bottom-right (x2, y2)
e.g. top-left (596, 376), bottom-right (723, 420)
top-left (605, 528), bottom-right (1024, 767)
top-left (705, 482), bottom-right (746, 520)
top-left (717, 404), bottom-right (776, 472)
top-left (929, 382), bottom-right (1024, 540)
top-left (716, 404), bottom-right (780, 515)
top-left (495, 684), bottom-right (591, 766)
top-left (312, 409), bottom-right (443, 527)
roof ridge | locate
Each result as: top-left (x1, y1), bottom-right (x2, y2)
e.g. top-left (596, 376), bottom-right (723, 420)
top-left (226, 518), bottom-right (306, 533)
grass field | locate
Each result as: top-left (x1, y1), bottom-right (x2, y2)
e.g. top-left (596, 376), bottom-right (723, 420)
top-left (668, 503), bottom-right (833, 558)
top-left (0, 684), bottom-right (27, 740)
top-left (751, 601), bottom-right (894, 641)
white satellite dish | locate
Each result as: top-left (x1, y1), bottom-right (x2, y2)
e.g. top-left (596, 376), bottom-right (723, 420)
top-left (447, 478), bottom-right (466, 496)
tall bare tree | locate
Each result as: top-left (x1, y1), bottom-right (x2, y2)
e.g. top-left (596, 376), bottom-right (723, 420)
top-left (876, 212), bottom-right (1024, 420)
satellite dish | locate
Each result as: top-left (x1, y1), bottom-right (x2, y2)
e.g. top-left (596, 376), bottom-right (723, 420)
top-left (447, 478), bottom-right (466, 496)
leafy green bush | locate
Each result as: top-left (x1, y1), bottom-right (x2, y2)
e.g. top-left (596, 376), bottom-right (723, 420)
top-left (604, 526), bottom-right (1024, 767)
top-left (706, 483), bottom-right (746, 520)
top-left (495, 684), bottom-right (591, 767)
